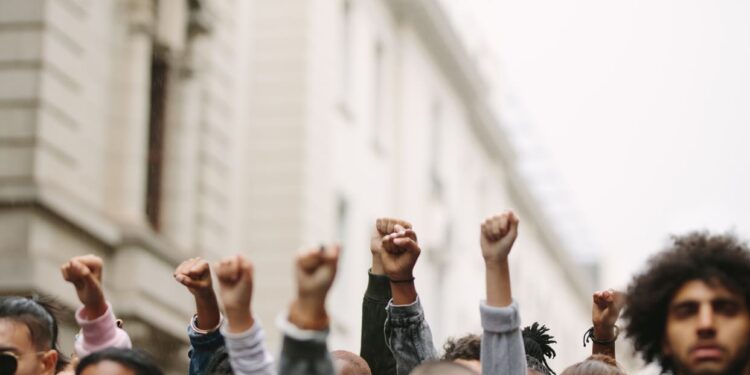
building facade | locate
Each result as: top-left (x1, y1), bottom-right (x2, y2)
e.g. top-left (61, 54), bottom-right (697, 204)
top-left (0, 0), bottom-right (594, 372)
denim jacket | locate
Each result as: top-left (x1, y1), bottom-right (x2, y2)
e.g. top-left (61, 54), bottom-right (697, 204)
top-left (384, 298), bottom-right (527, 375)
top-left (187, 317), bottom-right (226, 375)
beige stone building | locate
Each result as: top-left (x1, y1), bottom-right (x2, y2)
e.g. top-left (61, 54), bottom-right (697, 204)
top-left (1, 0), bottom-right (595, 372)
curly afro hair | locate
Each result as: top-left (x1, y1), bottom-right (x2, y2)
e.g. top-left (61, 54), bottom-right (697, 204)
top-left (441, 334), bottom-right (480, 361)
top-left (622, 231), bottom-right (750, 373)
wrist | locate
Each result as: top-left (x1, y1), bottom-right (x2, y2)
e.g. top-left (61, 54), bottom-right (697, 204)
top-left (483, 258), bottom-right (509, 268)
top-left (593, 324), bottom-right (617, 341)
top-left (82, 300), bottom-right (108, 320)
top-left (370, 256), bottom-right (385, 275)
top-left (289, 299), bottom-right (329, 330)
top-left (225, 309), bottom-right (254, 333)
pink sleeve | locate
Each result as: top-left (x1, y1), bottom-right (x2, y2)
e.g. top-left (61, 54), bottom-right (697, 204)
top-left (74, 302), bottom-right (132, 357)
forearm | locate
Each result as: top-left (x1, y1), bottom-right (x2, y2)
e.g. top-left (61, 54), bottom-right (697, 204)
top-left (485, 261), bottom-right (512, 307)
top-left (195, 292), bottom-right (221, 330)
top-left (384, 298), bottom-right (437, 375)
top-left (389, 281), bottom-right (417, 305)
top-left (361, 271), bottom-right (396, 375)
top-left (592, 325), bottom-right (617, 359)
top-left (480, 300), bottom-right (526, 375)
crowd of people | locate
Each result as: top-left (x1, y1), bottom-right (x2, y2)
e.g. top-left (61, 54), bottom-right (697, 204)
top-left (1, 211), bottom-right (750, 375)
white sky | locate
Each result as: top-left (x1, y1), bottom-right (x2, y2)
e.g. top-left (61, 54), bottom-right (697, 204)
top-left (486, 0), bottom-right (750, 287)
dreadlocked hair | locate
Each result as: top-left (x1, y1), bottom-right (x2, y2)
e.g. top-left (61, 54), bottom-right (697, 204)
top-left (522, 322), bottom-right (557, 375)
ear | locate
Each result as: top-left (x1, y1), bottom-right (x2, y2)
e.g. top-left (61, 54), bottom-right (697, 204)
top-left (40, 350), bottom-right (58, 375)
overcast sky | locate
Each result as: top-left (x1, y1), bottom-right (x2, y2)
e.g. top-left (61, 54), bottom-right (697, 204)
top-left (488, 0), bottom-right (750, 287)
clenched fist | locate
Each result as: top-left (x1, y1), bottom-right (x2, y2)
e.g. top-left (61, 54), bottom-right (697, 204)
top-left (370, 218), bottom-right (412, 275)
top-left (61, 255), bottom-right (106, 319)
top-left (480, 211), bottom-right (520, 265)
top-left (174, 257), bottom-right (214, 298)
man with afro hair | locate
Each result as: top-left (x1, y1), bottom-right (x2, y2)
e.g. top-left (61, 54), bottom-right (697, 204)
top-left (623, 232), bottom-right (750, 375)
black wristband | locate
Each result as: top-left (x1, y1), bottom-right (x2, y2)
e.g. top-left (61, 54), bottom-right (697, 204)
top-left (389, 277), bottom-right (415, 283)
top-left (583, 325), bottom-right (619, 346)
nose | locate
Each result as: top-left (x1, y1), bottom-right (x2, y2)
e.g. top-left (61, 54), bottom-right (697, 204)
top-left (696, 304), bottom-right (716, 338)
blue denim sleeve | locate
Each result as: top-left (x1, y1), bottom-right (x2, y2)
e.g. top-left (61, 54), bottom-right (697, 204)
top-left (188, 323), bottom-right (226, 375)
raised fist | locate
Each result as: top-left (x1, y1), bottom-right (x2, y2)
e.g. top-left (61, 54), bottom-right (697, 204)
top-left (370, 218), bottom-right (412, 274)
top-left (61, 255), bottom-right (106, 319)
top-left (592, 289), bottom-right (624, 340)
top-left (174, 257), bottom-right (214, 298)
top-left (214, 255), bottom-right (254, 312)
top-left (296, 245), bottom-right (340, 300)
top-left (480, 211), bottom-right (520, 264)
top-left (379, 225), bottom-right (420, 281)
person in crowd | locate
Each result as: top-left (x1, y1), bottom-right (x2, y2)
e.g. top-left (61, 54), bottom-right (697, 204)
top-left (331, 350), bottom-right (371, 375)
top-left (0, 295), bottom-right (66, 375)
top-left (74, 348), bottom-right (162, 375)
top-left (409, 361), bottom-right (478, 375)
top-left (477, 211), bottom-right (527, 375)
top-left (213, 254), bottom-right (274, 375)
top-left (277, 244), bottom-right (341, 375)
top-left (380, 211), bottom-right (527, 375)
top-left (522, 323), bottom-right (556, 375)
top-left (174, 257), bottom-right (230, 375)
top-left (559, 355), bottom-right (624, 375)
top-left (359, 218), bottom-right (409, 375)
top-left (623, 232), bottom-right (750, 375)
top-left (61, 255), bottom-right (132, 358)
top-left (441, 334), bottom-right (480, 373)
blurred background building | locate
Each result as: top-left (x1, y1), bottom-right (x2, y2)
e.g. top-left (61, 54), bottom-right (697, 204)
top-left (0, 0), bottom-right (598, 373)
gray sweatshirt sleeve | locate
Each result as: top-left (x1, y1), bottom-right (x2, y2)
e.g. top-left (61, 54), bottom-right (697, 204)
top-left (480, 300), bottom-right (527, 375)
top-left (221, 321), bottom-right (276, 375)
top-left (384, 298), bottom-right (439, 375)
top-left (277, 315), bottom-right (335, 375)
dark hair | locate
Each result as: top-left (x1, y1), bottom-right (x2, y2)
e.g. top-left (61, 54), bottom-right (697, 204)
top-left (622, 232), bottom-right (750, 373)
top-left (0, 295), bottom-right (69, 372)
top-left (560, 355), bottom-right (625, 375)
top-left (410, 360), bottom-right (478, 375)
top-left (441, 334), bottom-right (480, 361)
top-left (522, 323), bottom-right (556, 375)
top-left (76, 348), bottom-right (163, 375)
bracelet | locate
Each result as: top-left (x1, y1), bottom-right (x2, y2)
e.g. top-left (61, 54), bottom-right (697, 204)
top-left (389, 276), bottom-right (415, 283)
top-left (583, 325), bottom-right (619, 346)
top-left (191, 314), bottom-right (224, 335)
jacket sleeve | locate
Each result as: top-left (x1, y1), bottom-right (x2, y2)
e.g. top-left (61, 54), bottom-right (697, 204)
top-left (384, 297), bottom-right (438, 375)
top-left (74, 302), bottom-right (132, 357)
top-left (187, 315), bottom-right (226, 375)
top-left (221, 321), bottom-right (275, 375)
top-left (480, 300), bottom-right (527, 375)
top-left (360, 271), bottom-right (397, 375)
top-left (277, 314), bottom-right (335, 375)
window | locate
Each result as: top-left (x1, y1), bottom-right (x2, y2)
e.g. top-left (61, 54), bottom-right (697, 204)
top-left (145, 46), bottom-right (170, 230)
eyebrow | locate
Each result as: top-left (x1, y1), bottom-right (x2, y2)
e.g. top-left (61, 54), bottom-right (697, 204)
top-left (0, 346), bottom-right (20, 353)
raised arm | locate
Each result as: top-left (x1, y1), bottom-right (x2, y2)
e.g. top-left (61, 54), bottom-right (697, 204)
top-left (279, 245), bottom-right (340, 375)
top-left (380, 224), bottom-right (438, 375)
top-left (589, 289), bottom-right (624, 359)
top-left (214, 255), bottom-right (274, 375)
top-left (61, 255), bottom-right (132, 357)
top-left (174, 257), bottom-right (225, 375)
top-left (479, 211), bottom-right (527, 375)
top-left (360, 218), bottom-right (410, 375)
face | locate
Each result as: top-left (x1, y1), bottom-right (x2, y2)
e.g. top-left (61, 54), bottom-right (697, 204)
top-left (0, 319), bottom-right (56, 375)
top-left (663, 280), bottom-right (750, 375)
top-left (80, 361), bottom-right (136, 375)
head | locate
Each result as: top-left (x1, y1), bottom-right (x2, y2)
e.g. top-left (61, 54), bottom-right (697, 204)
top-left (410, 361), bottom-right (479, 375)
top-left (331, 350), bottom-right (371, 375)
top-left (560, 355), bottom-right (625, 375)
top-left (623, 232), bottom-right (750, 375)
top-left (75, 348), bottom-right (163, 375)
top-left (522, 323), bottom-right (556, 375)
top-left (442, 334), bottom-right (480, 373)
top-left (0, 296), bottom-right (65, 375)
